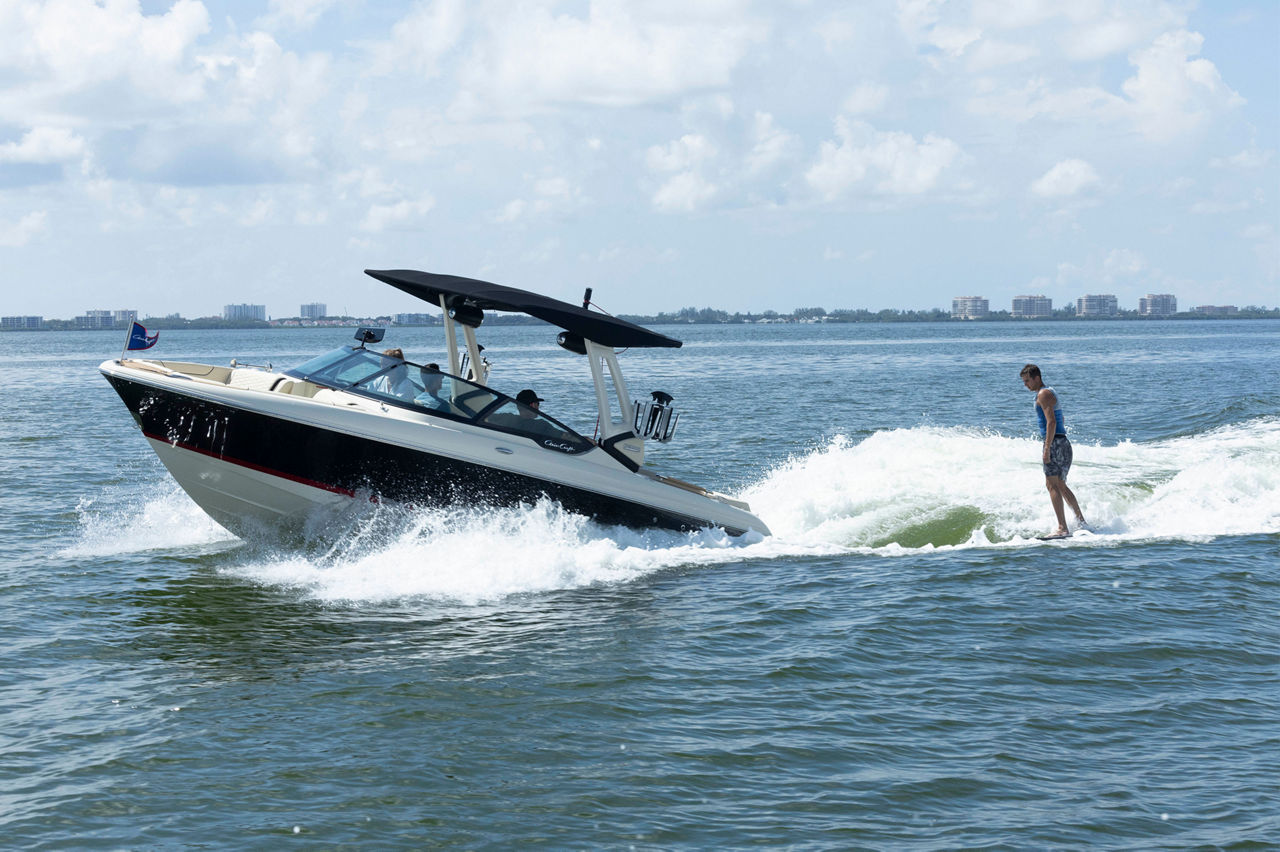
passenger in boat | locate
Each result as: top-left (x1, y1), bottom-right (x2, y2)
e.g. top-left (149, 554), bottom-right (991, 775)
top-left (414, 363), bottom-right (451, 411)
top-left (371, 348), bottom-right (415, 398)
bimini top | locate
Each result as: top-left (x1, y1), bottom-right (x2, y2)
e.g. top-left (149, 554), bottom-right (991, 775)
top-left (365, 269), bottom-right (682, 349)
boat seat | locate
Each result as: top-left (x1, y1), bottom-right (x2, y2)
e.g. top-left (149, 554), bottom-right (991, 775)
top-left (228, 368), bottom-right (284, 392)
top-left (279, 381), bottom-right (322, 398)
top-left (310, 389), bottom-right (376, 410)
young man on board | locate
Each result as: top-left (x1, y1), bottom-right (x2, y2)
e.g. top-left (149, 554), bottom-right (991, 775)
top-left (1021, 364), bottom-right (1087, 539)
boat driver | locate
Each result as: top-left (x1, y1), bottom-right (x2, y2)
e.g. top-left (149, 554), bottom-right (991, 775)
top-left (516, 389), bottom-right (557, 437)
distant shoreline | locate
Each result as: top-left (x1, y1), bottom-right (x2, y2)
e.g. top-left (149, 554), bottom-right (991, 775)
top-left (5, 310), bottom-right (1277, 332)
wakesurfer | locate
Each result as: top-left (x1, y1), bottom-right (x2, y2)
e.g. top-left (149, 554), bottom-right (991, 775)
top-left (1021, 363), bottom-right (1087, 539)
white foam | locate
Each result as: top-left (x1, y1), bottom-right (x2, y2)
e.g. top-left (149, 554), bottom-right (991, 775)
top-left (745, 416), bottom-right (1280, 550)
top-left (224, 498), bottom-right (770, 604)
top-left (61, 481), bottom-right (235, 558)
top-left (67, 418), bottom-right (1280, 601)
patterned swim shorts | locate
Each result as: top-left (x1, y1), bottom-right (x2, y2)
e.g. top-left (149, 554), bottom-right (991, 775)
top-left (1042, 433), bottom-right (1073, 479)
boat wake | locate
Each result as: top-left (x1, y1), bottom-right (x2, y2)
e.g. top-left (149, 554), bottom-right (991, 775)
top-left (65, 417), bottom-right (1279, 602)
top-left (745, 415), bottom-right (1280, 550)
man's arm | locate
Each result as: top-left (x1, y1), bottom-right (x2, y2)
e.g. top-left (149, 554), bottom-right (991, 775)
top-left (1037, 387), bottom-right (1057, 462)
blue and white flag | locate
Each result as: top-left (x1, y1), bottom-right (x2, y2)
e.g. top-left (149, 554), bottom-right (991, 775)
top-left (125, 321), bottom-right (159, 351)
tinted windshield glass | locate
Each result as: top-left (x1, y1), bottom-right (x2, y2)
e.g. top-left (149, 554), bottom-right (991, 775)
top-left (287, 347), bottom-right (356, 378)
top-left (287, 348), bottom-right (388, 387)
top-left (355, 362), bottom-right (503, 414)
top-left (480, 400), bottom-right (591, 453)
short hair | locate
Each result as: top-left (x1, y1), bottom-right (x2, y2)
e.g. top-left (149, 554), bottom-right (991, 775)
top-left (1020, 363), bottom-right (1041, 380)
top-left (382, 347), bottom-right (404, 359)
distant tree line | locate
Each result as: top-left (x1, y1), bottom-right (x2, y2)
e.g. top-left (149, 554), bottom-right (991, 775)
top-left (617, 305), bottom-right (1280, 324)
top-left (10, 304), bottom-right (1277, 332)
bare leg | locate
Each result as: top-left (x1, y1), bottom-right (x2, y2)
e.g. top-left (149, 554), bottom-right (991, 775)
top-left (1059, 481), bottom-right (1086, 525)
top-left (1045, 477), bottom-right (1069, 534)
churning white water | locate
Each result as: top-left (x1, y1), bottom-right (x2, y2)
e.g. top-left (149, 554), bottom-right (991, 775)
top-left (66, 418), bottom-right (1279, 603)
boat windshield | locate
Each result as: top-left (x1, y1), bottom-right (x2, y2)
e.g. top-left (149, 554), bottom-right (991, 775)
top-left (285, 347), bottom-right (592, 454)
top-left (286, 346), bottom-right (388, 387)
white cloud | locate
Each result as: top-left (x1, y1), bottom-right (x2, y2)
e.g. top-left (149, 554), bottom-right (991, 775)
top-left (1122, 30), bottom-right (1244, 141)
top-left (652, 171), bottom-right (716, 213)
top-left (1031, 159), bottom-right (1099, 197)
top-left (806, 118), bottom-right (962, 200)
top-left (968, 77), bottom-right (1126, 125)
top-left (0, 0), bottom-right (211, 118)
top-left (256, 0), bottom-right (340, 31)
top-left (897, 0), bottom-right (980, 58)
top-left (745, 112), bottom-right (800, 176)
top-left (369, 0), bottom-right (466, 78)
top-left (1188, 198), bottom-right (1252, 215)
top-left (966, 38), bottom-right (1037, 71)
top-left (359, 197), bottom-right (435, 231)
top-left (971, 0), bottom-right (1058, 30)
top-left (239, 195), bottom-right (275, 226)
top-left (0, 127), bottom-right (86, 163)
top-left (1061, 5), bottom-right (1186, 62)
top-left (842, 83), bottom-right (889, 115)
top-left (646, 134), bottom-right (716, 172)
top-left (1103, 248), bottom-right (1145, 279)
top-left (458, 1), bottom-right (766, 113)
top-left (1210, 149), bottom-right (1273, 169)
top-left (493, 175), bottom-right (583, 223)
top-left (0, 211), bottom-right (49, 247)
top-left (494, 199), bottom-right (527, 223)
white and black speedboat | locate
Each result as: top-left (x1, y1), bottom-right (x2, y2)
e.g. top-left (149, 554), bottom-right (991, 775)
top-left (100, 270), bottom-right (770, 538)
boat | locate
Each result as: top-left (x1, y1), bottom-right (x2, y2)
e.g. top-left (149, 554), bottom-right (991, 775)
top-left (99, 269), bottom-right (771, 539)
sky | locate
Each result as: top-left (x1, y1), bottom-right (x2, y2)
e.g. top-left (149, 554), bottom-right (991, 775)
top-left (1, 0), bottom-right (1277, 319)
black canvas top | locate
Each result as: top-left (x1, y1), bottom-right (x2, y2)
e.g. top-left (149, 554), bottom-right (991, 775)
top-left (365, 269), bottom-right (682, 349)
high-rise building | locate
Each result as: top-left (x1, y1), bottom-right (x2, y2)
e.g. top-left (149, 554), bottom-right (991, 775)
top-left (1138, 293), bottom-right (1177, 316)
top-left (224, 303), bottom-right (267, 321)
top-left (951, 296), bottom-right (989, 319)
top-left (1076, 294), bottom-right (1118, 317)
top-left (300, 302), bottom-right (326, 319)
top-left (1, 316), bottom-right (44, 330)
top-left (1012, 295), bottom-right (1053, 318)
top-left (76, 309), bottom-right (121, 329)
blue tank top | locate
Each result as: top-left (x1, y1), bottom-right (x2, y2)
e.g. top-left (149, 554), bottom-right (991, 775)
top-left (1036, 386), bottom-right (1066, 437)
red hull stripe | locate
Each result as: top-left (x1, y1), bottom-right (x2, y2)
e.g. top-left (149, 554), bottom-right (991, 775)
top-left (144, 430), bottom-right (357, 498)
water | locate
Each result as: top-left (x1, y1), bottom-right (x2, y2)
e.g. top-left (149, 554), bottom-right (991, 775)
top-left (2, 321), bottom-right (1277, 848)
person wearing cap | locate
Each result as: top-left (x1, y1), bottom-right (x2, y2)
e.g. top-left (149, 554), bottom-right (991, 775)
top-left (516, 388), bottom-right (544, 412)
top-left (515, 388), bottom-right (558, 437)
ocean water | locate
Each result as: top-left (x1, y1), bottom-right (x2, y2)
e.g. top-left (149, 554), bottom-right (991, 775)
top-left (1, 320), bottom-right (1277, 849)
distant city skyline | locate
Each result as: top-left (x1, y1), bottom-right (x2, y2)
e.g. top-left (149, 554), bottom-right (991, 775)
top-left (5, 289), bottom-right (1263, 329)
top-left (2, 1), bottom-right (1276, 318)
